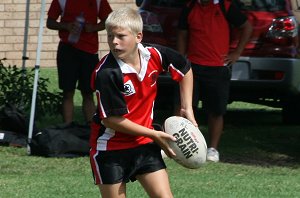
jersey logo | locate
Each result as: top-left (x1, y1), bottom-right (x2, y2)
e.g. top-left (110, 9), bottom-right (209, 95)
top-left (148, 70), bottom-right (159, 87)
top-left (124, 80), bottom-right (136, 96)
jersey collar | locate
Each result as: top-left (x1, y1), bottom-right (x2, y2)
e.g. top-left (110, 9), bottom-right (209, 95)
top-left (117, 43), bottom-right (151, 81)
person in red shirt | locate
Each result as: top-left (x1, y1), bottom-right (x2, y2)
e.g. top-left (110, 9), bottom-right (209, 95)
top-left (177, 0), bottom-right (252, 162)
top-left (90, 7), bottom-right (197, 197)
top-left (46, 0), bottom-right (112, 124)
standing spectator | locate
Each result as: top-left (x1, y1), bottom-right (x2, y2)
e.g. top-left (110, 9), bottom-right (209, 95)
top-left (47, 0), bottom-right (112, 124)
top-left (89, 7), bottom-right (197, 197)
top-left (177, 0), bottom-right (252, 162)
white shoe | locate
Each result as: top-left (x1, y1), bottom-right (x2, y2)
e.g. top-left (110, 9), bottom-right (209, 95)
top-left (207, 147), bottom-right (220, 162)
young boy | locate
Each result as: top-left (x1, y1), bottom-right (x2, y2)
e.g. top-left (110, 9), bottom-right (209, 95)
top-left (89, 7), bottom-right (197, 197)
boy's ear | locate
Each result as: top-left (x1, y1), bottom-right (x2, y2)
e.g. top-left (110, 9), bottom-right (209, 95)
top-left (136, 32), bottom-right (143, 43)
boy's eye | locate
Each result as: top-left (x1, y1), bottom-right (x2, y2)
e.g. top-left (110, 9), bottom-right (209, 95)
top-left (107, 34), bottom-right (114, 39)
top-left (117, 34), bottom-right (125, 38)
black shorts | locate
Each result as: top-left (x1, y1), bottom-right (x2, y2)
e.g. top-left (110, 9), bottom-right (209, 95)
top-left (90, 143), bottom-right (166, 185)
top-left (57, 42), bottom-right (99, 93)
top-left (192, 64), bottom-right (231, 116)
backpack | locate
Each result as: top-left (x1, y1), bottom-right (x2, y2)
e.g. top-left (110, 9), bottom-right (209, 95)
top-left (29, 122), bottom-right (90, 157)
top-left (219, 0), bottom-right (231, 21)
top-left (0, 103), bottom-right (29, 135)
top-left (0, 103), bottom-right (36, 147)
top-left (0, 130), bottom-right (27, 147)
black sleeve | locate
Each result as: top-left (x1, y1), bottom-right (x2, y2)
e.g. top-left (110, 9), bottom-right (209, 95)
top-left (95, 56), bottom-right (128, 117)
top-left (146, 43), bottom-right (191, 75)
top-left (227, 2), bottom-right (248, 27)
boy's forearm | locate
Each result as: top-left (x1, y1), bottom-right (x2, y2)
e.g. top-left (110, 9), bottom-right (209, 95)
top-left (178, 69), bottom-right (198, 126)
top-left (179, 69), bottom-right (193, 109)
top-left (102, 116), bottom-right (156, 138)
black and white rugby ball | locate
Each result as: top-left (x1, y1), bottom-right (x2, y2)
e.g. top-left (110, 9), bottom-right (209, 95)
top-left (163, 116), bottom-right (207, 169)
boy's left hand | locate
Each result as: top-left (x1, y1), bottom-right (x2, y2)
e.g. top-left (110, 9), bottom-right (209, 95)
top-left (179, 108), bottom-right (198, 127)
top-left (152, 131), bottom-right (176, 158)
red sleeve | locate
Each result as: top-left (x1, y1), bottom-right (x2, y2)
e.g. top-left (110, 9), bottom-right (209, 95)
top-left (98, 0), bottom-right (112, 20)
top-left (169, 65), bottom-right (185, 82)
top-left (47, 0), bottom-right (62, 20)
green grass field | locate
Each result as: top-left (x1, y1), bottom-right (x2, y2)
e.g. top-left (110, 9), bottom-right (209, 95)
top-left (1, 68), bottom-right (300, 197)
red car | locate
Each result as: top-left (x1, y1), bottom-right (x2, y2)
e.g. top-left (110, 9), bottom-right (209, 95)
top-left (137, 0), bottom-right (300, 124)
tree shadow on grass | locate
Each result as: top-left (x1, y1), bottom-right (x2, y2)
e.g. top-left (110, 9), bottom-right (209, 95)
top-left (154, 108), bottom-right (300, 168)
top-left (221, 109), bottom-right (300, 168)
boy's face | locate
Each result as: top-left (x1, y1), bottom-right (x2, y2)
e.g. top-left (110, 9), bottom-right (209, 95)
top-left (107, 26), bottom-right (142, 61)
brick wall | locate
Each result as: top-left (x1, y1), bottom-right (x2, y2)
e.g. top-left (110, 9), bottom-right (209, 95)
top-left (0, 0), bottom-right (137, 68)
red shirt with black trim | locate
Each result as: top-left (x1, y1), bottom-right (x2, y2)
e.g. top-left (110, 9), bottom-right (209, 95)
top-left (90, 43), bottom-right (191, 151)
top-left (47, 0), bottom-right (112, 54)
top-left (178, 0), bottom-right (247, 66)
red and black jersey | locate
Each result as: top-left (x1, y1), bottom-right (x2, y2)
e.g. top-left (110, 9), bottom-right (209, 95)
top-left (47, 0), bottom-right (112, 54)
top-left (178, 0), bottom-right (247, 66)
top-left (90, 43), bottom-right (190, 151)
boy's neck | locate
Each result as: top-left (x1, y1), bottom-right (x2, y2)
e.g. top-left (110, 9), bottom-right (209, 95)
top-left (121, 50), bottom-right (141, 73)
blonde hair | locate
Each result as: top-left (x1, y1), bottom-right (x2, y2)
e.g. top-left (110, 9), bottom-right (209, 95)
top-left (105, 7), bottom-right (143, 35)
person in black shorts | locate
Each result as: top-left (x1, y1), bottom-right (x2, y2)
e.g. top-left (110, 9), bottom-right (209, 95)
top-left (56, 43), bottom-right (99, 123)
top-left (89, 7), bottom-right (197, 197)
top-left (177, 0), bottom-right (252, 162)
top-left (47, 0), bottom-right (112, 124)
top-left (192, 65), bottom-right (230, 117)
